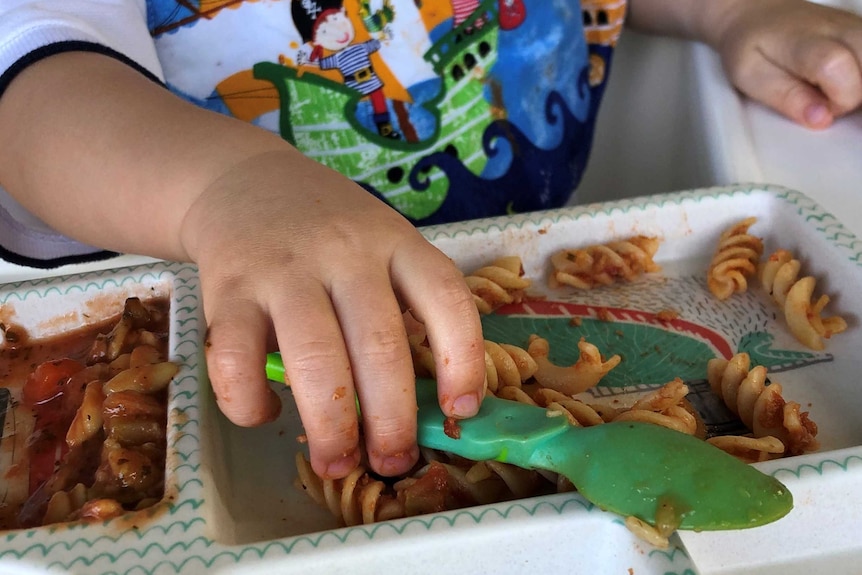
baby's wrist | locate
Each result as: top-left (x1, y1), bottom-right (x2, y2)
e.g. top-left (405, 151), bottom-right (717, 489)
top-left (693, 0), bottom-right (753, 49)
top-left (177, 148), bottom-right (305, 266)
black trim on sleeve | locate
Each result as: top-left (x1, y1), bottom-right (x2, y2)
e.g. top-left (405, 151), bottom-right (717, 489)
top-left (0, 40), bottom-right (165, 101)
top-left (0, 41), bottom-right (163, 269)
top-left (0, 244), bottom-right (120, 270)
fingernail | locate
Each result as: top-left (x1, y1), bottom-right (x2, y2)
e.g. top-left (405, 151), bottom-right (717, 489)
top-left (451, 392), bottom-right (480, 418)
top-left (804, 103), bottom-right (830, 127)
top-left (324, 450), bottom-right (360, 479)
top-left (378, 446), bottom-right (420, 476)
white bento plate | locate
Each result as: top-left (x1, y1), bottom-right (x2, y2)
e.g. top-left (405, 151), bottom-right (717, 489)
top-left (1, 183), bottom-right (860, 575)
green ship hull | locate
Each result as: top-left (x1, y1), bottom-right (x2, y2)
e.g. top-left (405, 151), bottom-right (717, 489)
top-left (254, 3), bottom-right (499, 219)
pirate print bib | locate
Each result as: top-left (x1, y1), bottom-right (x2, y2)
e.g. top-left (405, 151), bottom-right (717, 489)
top-left (145, 0), bottom-right (627, 225)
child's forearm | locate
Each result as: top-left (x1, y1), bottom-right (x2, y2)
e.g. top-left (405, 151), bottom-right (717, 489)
top-left (626, 0), bottom-right (743, 47)
top-left (0, 51), bottom-right (293, 261)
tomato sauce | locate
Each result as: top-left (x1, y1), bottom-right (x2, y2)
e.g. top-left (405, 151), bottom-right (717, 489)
top-left (0, 298), bottom-right (171, 531)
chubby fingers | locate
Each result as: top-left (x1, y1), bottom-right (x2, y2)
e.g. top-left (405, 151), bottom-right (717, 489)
top-left (330, 268), bottom-right (420, 477)
top-left (392, 238), bottom-right (486, 419)
top-left (739, 34), bottom-right (862, 129)
top-left (270, 286), bottom-right (362, 480)
top-left (203, 292), bottom-right (282, 427)
top-left (787, 35), bottom-right (862, 121)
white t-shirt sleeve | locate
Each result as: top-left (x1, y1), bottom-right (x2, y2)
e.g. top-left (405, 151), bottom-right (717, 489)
top-left (0, 0), bottom-right (163, 266)
top-left (0, 0), bottom-right (163, 83)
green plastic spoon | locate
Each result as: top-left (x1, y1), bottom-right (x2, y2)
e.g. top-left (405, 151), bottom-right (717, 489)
top-left (265, 353), bottom-right (792, 531)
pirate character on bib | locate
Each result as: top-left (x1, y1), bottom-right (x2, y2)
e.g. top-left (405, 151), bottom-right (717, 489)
top-left (292, 0), bottom-right (401, 139)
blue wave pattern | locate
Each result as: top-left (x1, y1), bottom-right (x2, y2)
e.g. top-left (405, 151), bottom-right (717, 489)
top-left (378, 80), bottom-right (595, 226)
top-left (2, 185), bottom-right (862, 573)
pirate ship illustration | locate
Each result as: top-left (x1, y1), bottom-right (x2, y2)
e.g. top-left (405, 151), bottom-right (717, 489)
top-left (581, 0), bottom-right (626, 46)
top-left (580, 0), bottom-right (627, 86)
top-left (254, 0), bottom-right (514, 220)
top-left (149, 0), bottom-right (615, 222)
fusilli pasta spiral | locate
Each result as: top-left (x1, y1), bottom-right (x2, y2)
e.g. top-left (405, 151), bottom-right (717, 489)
top-left (493, 378), bottom-right (701, 437)
top-left (759, 249), bottom-right (847, 350)
top-left (294, 449), bottom-right (562, 527)
top-left (464, 256), bottom-right (532, 314)
top-left (707, 353), bottom-right (818, 458)
top-left (484, 339), bottom-right (538, 392)
top-left (294, 452), bottom-right (406, 526)
top-left (409, 334), bottom-right (620, 395)
top-left (548, 235), bottom-right (661, 290)
top-left (706, 217), bottom-right (764, 301)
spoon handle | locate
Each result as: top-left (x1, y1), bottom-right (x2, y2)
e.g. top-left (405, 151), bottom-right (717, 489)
top-left (265, 352), bottom-right (286, 383)
top-left (415, 378), bottom-right (575, 463)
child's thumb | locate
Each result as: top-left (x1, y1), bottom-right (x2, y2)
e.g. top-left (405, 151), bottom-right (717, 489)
top-left (732, 60), bottom-right (835, 130)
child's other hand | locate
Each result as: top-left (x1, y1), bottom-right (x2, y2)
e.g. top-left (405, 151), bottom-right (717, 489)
top-left (179, 151), bottom-right (486, 480)
top-left (711, 0), bottom-right (862, 129)
top-left (294, 44), bottom-right (316, 67)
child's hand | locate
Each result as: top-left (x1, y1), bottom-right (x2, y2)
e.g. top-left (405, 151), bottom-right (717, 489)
top-left (294, 44), bottom-right (317, 68)
top-left (179, 150), bottom-right (487, 480)
top-left (709, 0), bottom-right (862, 129)
top-left (0, 52), bottom-right (486, 482)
